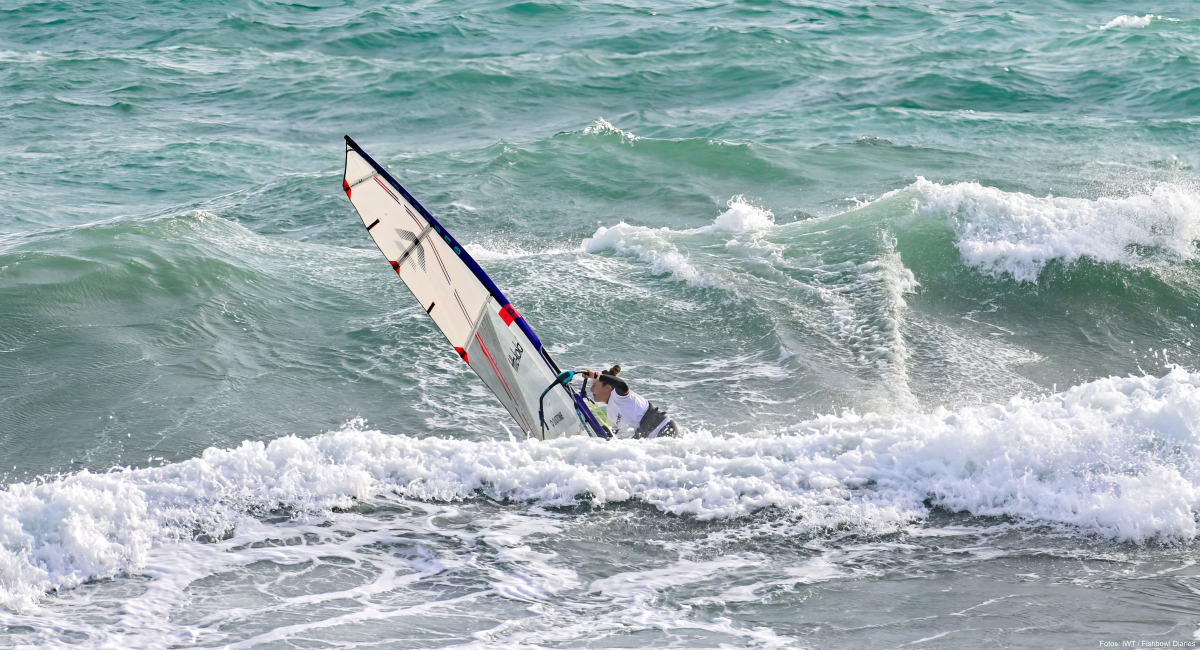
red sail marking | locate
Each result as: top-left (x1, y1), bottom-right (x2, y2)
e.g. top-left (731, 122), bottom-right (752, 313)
top-left (375, 177), bottom-right (421, 227)
top-left (476, 333), bottom-right (517, 404)
top-left (428, 236), bottom-right (452, 284)
top-left (455, 347), bottom-right (468, 363)
top-left (404, 206), bottom-right (423, 227)
top-left (476, 333), bottom-right (532, 432)
top-left (373, 176), bottom-right (399, 203)
top-left (343, 179), bottom-right (351, 198)
top-left (499, 304), bottom-right (520, 327)
top-left (372, 177), bottom-right (426, 228)
top-left (369, 181), bottom-right (449, 284)
top-left (390, 260), bottom-right (400, 274)
top-left (454, 290), bottom-right (473, 327)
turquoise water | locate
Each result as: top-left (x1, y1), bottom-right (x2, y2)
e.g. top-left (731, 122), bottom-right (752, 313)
top-left (2, 1), bottom-right (1200, 647)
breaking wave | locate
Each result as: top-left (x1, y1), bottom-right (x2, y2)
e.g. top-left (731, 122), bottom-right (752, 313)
top-left (901, 177), bottom-right (1200, 282)
top-left (3, 369), bottom-right (1199, 610)
top-left (698, 195), bottom-right (775, 235)
top-left (581, 118), bottom-right (640, 143)
top-left (581, 195), bottom-right (777, 286)
top-left (1101, 14), bottom-right (1171, 30)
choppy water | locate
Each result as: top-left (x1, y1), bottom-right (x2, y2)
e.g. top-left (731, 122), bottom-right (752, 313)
top-left (2, 1), bottom-right (1200, 647)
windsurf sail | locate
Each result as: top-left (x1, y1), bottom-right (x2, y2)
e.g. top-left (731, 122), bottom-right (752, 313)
top-left (341, 135), bottom-right (608, 440)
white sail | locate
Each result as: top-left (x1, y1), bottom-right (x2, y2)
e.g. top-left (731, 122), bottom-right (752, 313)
top-left (342, 138), bottom-right (588, 440)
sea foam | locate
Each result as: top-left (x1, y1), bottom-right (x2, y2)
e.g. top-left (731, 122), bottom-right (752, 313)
top-left (1101, 14), bottom-right (1162, 29)
top-left (581, 195), bottom-right (776, 286)
top-left (905, 177), bottom-right (1200, 282)
top-left (582, 118), bottom-right (640, 143)
top-left (2, 370), bottom-right (1199, 609)
top-left (698, 195), bottom-right (775, 235)
top-left (582, 223), bottom-right (708, 285)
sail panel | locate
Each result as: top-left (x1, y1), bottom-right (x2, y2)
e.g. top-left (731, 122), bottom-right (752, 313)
top-left (345, 149), bottom-right (489, 349)
top-left (342, 138), bottom-right (587, 439)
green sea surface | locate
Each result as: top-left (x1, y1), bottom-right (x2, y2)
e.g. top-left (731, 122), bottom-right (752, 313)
top-left (1, 2), bottom-right (1198, 647)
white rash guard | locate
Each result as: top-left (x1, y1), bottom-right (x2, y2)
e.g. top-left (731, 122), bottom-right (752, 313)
top-left (603, 389), bottom-right (671, 439)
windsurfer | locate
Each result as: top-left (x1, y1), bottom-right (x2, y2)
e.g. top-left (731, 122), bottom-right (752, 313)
top-left (580, 365), bottom-right (681, 439)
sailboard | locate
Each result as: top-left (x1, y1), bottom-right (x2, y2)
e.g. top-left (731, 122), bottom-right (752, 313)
top-left (341, 135), bottom-right (608, 440)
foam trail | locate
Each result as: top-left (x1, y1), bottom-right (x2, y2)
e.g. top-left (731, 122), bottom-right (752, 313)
top-left (580, 195), bottom-right (776, 286)
top-left (904, 177), bottom-right (1200, 282)
top-left (1101, 14), bottom-right (1162, 29)
top-left (3, 370), bottom-right (1200, 609)
top-left (581, 223), bottom-right (708, 285)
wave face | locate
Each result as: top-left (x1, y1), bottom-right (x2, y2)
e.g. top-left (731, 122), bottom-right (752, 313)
top-left (4, 0), bottom-right (1200, 647)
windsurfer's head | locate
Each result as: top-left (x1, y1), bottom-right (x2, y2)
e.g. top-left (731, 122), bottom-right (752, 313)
top-left (591, 372), bottom-right (629, 402)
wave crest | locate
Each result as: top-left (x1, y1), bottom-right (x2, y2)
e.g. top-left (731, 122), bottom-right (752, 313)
top-left (906, 177), bottom-right (1200, 282)
top-left (699, 195), bottom-right (775, 235)
top-left (581, 118), bottom-right (640, 143)
top-left (1101, 14), bottom-right (1164, 29)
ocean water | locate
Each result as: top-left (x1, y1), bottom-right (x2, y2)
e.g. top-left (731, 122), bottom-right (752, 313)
top-left (2, 0), bottom-right (1200, 647)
